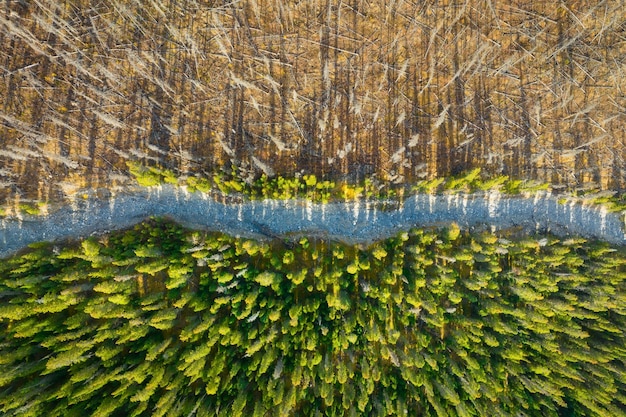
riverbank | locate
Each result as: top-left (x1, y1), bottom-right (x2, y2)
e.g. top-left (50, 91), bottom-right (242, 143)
top-left (1, 185), bottom-right (624, 258)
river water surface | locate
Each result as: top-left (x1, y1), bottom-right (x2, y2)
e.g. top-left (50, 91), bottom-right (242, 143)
top-left (1, 185), bottom-right (624, 258)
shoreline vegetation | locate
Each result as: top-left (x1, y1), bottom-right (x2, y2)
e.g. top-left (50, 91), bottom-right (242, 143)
top-left (1, 218), bottom-right (625, 416)
top-left (3, 165), bottom-right (624, 218)
top-left (125, 163), bottom-right (626, 211)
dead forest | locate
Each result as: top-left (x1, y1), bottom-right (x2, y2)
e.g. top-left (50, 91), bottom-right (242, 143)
top-left (1, 0), bottom-right (625, 204)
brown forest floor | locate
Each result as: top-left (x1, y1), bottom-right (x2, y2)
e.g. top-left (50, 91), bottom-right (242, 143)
top-left (0, 0), bottom-right (625, 205)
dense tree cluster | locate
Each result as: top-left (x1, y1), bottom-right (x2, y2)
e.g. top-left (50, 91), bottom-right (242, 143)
top-left (1, 218), bottom-right (625, 416)
top-left (1, 1), bottom-right (625, 204)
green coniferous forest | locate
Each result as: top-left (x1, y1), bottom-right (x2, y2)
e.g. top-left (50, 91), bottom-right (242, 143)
top-left (1, 218), bottom-right (625, 416)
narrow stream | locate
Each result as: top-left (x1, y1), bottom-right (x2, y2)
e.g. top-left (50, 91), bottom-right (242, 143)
top-left (1, 185), bottom-right (624, 258)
